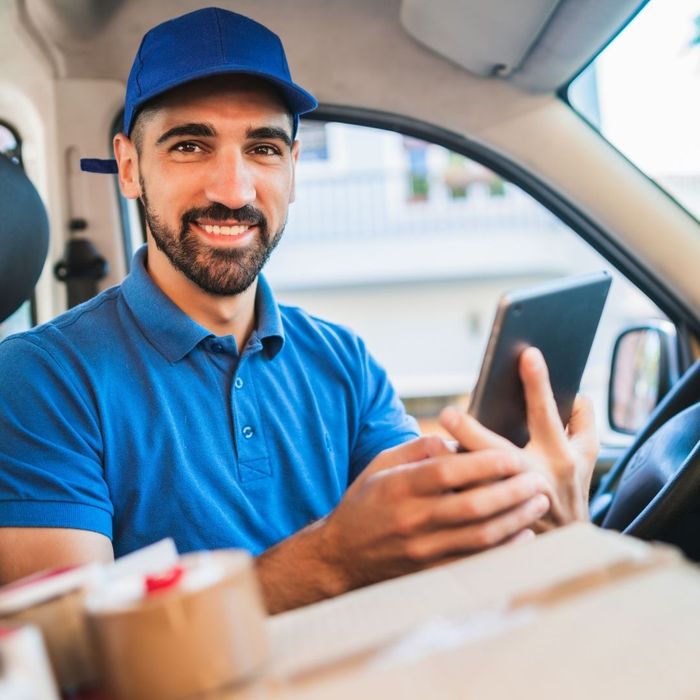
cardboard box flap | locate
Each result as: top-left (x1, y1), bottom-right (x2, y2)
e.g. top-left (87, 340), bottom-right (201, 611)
top-left (267, 523), bottom-right (674, 681)
top-left (280, 563), bottom-right (700, 700)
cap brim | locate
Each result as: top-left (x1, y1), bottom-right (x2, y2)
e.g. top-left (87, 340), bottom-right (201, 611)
top-left (81, 158), bottom-right (119, 174)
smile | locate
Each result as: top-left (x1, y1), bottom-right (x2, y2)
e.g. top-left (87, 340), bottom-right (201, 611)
top-left (198, 223), bottom-right (252, 236)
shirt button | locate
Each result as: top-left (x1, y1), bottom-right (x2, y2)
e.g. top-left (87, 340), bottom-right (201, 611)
top-left (212, 342), bottom-right (224, 353)
top-left (242, 425), bottom-right (254, 439)
top-left (234, 377), bottom-right (244, 389)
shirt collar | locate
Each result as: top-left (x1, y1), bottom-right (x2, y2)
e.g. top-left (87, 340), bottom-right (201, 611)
top-left (254, 274), bottom-right (285, 359)
top-left (122, 246), bottom-right (285, 363)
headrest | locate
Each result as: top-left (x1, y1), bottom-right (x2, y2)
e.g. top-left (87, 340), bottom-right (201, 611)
top-left (0, 155), bottom-right (49, 323)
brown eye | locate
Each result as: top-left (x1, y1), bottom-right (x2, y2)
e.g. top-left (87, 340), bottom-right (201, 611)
top-left (251, 144), bottom-right (281, 156)
top-left (172, 142), bottom-right (202, 153)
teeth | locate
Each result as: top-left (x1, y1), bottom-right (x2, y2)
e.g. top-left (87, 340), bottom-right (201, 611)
top-left (201, 224), bottom-right (250, 236)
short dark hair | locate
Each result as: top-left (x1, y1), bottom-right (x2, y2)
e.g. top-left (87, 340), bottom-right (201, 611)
top-left (130, 103), bottom-right (160, 156)
top-left (128, 76), bottom-right (295, 156)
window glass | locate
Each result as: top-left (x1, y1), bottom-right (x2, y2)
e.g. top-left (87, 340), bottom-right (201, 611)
top-left (298, 121), bottom-right (329, 162)
top-left (0, 121), bottom-right (21, 165)
top-left (0, 122), bottom-right (32, 341)
top-left (112, 113), bottom-right (669, 444)
top-left (569, 0), bottom-right (700, 219)
top-left (0, 302), bottom-right (33, 341)
top-left (266, 121), bottom-right (665, 444)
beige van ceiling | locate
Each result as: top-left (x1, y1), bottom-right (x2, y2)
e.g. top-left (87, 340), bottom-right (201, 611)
top-left (22, 0), bottom-right (646, 93)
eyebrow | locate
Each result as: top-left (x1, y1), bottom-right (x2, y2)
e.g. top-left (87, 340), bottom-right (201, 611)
top-left (247, 126), bottom-right (292, 148)
top-left (156, 122), bottom-right (216, 145)
top-left (155, 123), bottom-right (293, 148)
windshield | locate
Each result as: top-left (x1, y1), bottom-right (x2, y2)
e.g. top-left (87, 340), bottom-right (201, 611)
top-left (568, 0), bottom-right (700, 220)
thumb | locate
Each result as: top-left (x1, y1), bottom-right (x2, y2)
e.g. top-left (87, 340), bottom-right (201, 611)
top-left (439, 406), bottom-right (513, 452)
top-left (520, 347), bottom-right (568, 453)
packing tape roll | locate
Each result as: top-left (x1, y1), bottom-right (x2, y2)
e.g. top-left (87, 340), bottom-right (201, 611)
top-left (0, 623), bottom-right (61, 700)
top-left (86, 549), bottom-right (268, 700)
top-left (0, 539), bottom-right (179, 692)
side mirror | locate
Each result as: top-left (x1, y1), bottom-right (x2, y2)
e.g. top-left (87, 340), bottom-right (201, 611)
top-left (608, 322), bottom-right (679, 434)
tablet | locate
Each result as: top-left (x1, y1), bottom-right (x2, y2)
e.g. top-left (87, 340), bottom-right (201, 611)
top-left (467, 271), bottom-right (612, 447)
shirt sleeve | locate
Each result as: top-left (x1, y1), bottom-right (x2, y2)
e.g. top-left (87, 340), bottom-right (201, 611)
top-left (348, 337), bottom-right (420, 481)
top-left (0, 335), bottom-right (113, 537)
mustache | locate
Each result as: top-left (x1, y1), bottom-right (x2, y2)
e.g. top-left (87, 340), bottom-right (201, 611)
top-left (182, 204), bottom-right (266, 227)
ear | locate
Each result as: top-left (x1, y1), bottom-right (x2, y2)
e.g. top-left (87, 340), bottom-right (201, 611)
top-left (289, 139), bottom-right (300, 204)
top-left (113, 133), bottom-right (141, 199)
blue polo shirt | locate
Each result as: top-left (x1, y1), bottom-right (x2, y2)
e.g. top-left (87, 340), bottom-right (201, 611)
top-left (0, 247), bottom-right (418, 557)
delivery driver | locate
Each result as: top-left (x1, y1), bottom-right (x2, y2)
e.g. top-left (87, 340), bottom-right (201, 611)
top-left (0, 7), bottom-right (597, 613)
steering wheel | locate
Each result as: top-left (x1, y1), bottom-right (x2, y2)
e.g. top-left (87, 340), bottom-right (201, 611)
top-left (590, 359), bottom-right (700, 560)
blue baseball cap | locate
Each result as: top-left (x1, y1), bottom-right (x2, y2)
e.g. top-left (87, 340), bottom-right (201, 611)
top-left (81, 7), bottom-right (317, 174)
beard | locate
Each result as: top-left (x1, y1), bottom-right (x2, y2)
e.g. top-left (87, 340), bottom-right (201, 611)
top-left (141, 184), bottom-right (285, 296)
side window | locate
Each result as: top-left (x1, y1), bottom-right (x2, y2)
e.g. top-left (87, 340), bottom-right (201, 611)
top-left (0, 121), bottom-right (33, 341)
top-left (265, 121), bottom-right (664, 445)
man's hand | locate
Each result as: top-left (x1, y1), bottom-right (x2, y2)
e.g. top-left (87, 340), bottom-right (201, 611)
top-left (257, 435), bottom-right (549, 613)
top-left (317, 438), bottom-right (549, 589)
top-left (440, 346), bottom-right (599, 531)
top-left (257, 347), bottom-right (596, 614)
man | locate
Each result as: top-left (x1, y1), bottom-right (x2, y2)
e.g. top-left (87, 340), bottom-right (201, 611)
top-left (0, 8), bottom-right (597, 613)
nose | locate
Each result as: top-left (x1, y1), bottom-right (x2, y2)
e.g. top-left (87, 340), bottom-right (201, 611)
top-left (204, 150), bottom-right (256, 210)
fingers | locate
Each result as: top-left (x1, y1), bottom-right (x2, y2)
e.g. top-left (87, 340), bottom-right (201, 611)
top-left (568, 395), bottom-right (599, 454)
top-left (409, 449), bottom-right (524, 495)
top-left (363, 434), bottom-right (453, 476)
top-left (567, 394), bottom-right (594, 434)
top-left (429, 471), bottom-right (549, 524)
top-left (424, 527), bottom-right (535, 571)
top-left (568, 394), bottom-right (599, 492)
top-left (504, 528), bottom-right (536, 546)
top-left (403, 494), bottom-right (550, 562)
top-left (519, 347), bottom-right (568, 451)
top-left (439, 406), bottom-right (513, 452)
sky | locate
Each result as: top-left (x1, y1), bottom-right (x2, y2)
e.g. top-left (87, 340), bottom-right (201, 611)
top-left (595, 0), bottom-right (700, 177)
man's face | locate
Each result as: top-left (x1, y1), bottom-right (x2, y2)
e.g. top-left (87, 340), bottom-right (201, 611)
top-left (125, 77), bottom-right (299, 296)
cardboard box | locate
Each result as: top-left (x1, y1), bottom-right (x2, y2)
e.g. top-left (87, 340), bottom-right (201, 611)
top-left (224, 523), bottom-right (700, 699)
